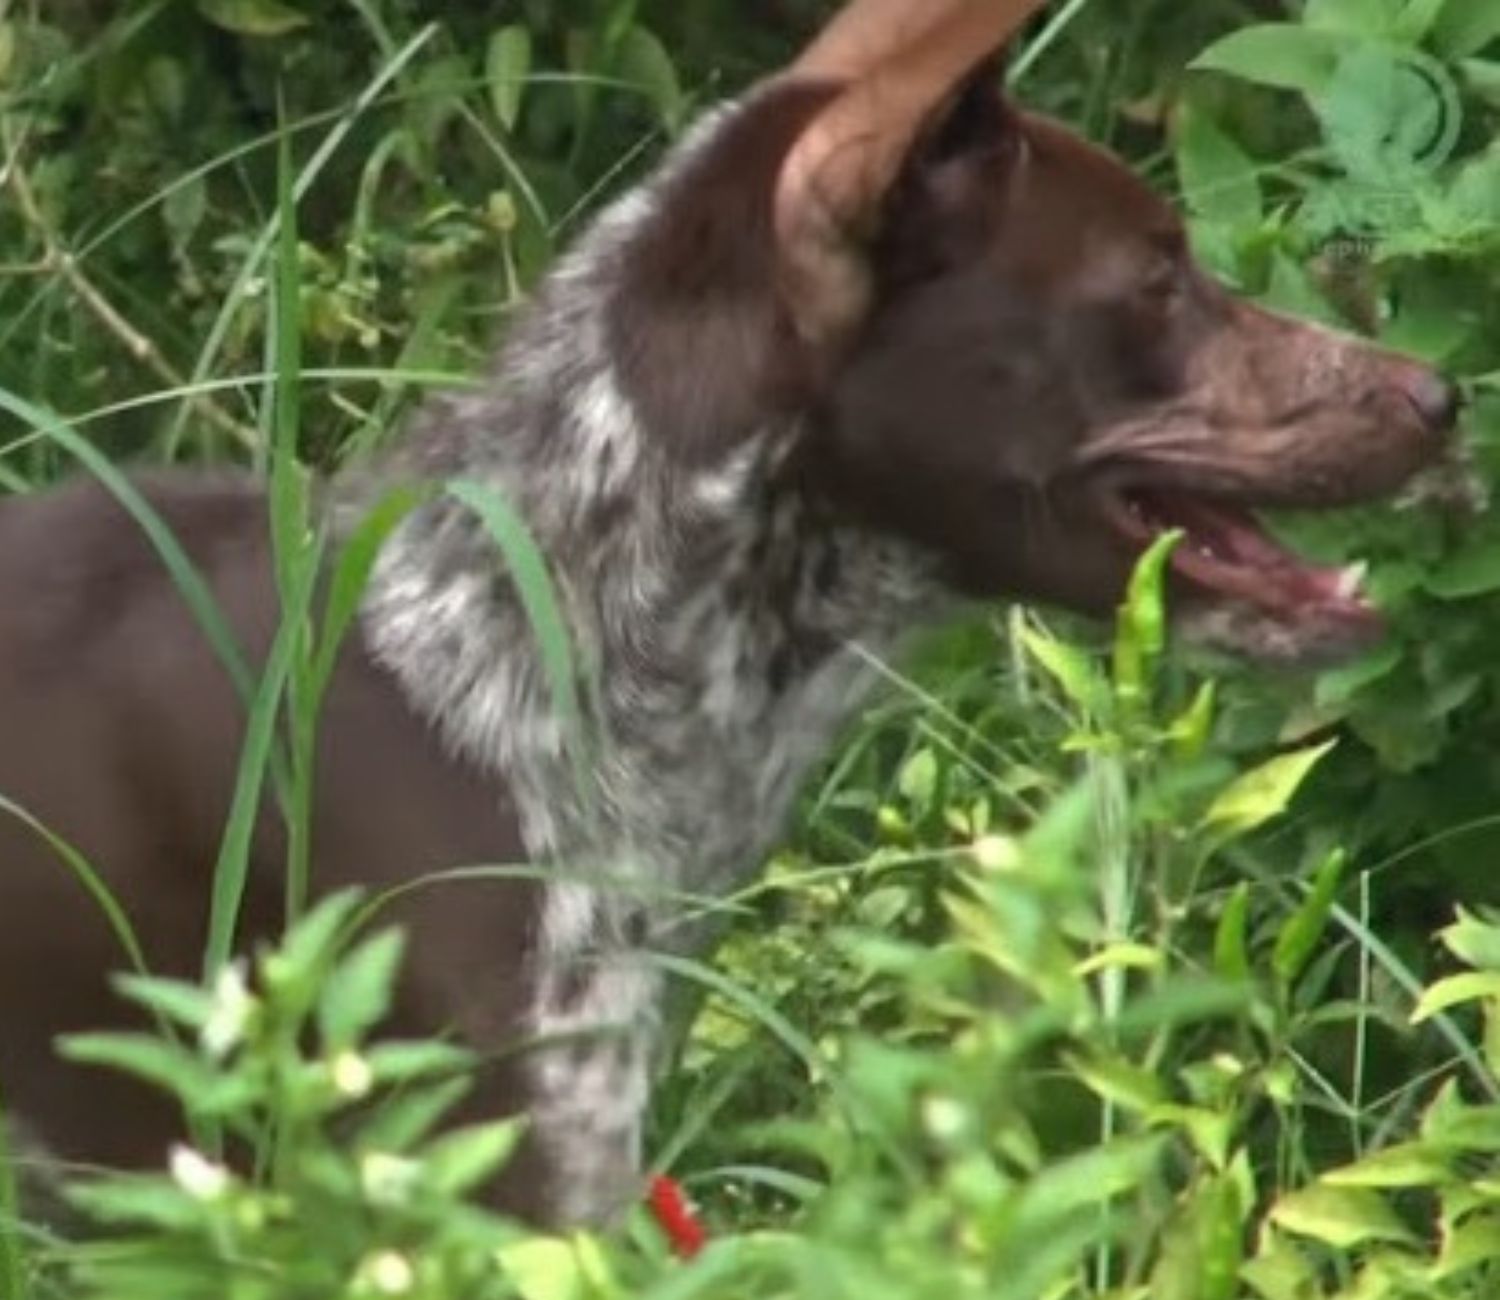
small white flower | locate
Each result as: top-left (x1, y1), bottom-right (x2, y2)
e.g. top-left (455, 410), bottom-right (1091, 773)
top-left (360, 1152), bottom-right (420, 1207)
top-left (921, 1095), bottom-right (968, 1142)
top-left (201, 961), bottom-right (255, 1060)
top-left (332, 1050), bottom-right (374, 1099)
top-left (169, 1145), bottom-right (231, 1202)
top-left (971, 834), bottom-right (1021, 874)
top-left (359, 1250), bottom-right (416, 1295)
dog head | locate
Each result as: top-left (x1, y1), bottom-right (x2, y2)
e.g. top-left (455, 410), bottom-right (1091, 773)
top-left (613, 0), bottom-right (1461, 665)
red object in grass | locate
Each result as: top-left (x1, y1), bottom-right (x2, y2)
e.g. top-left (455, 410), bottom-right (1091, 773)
top-left (647, 1175), bottom-right (708, 1259)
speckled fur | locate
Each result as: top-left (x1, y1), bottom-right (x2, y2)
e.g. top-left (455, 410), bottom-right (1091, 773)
top-left (344, 102), bottom-right (948, 1223)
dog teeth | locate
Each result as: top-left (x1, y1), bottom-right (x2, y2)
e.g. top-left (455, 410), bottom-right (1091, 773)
top-left (1336, 562), bottom-right (1368, 600)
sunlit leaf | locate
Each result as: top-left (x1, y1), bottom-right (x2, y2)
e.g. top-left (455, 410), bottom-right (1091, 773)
top-left (1190, 24), bottom-right (1341, 94)
top-left (1270, 1183), bottom-right (1415, 1248)
top-left (1411, 971), bottom-right (1500, 1024)
top-left (196, 0), bottom-right (309, 37)
top-left (1273, 848), bottom-right (1346, 990)
top-left (487, 25), bottom-right (533, 131)
top-left (1203, 740), bottom-right (1336, 839)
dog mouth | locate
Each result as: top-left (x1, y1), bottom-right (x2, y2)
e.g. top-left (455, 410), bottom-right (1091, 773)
top-left (1100, 487), bottom-right (1377, 630)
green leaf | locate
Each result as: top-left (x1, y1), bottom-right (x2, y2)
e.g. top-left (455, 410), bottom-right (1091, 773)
top-left (897, 748), bottom-right (939, 814)
top-left (1393, 0), bottom-right (1450, 41)
top-left (1063, 1049), bottom-right (1165, 1114)
top-left (1019, 625), bottom-right (1106, 713)
top-left (1213, 883), bottom-right (1252, 983)
top-left (421, 1119), bottom-right (524, 1195)
top-left (1114, 529), bottom-right (1181, 714)
top-left (357, 1078), bottom-right (472, 1153)
top-left (1462, 57), bottom-right (1500, 109)
top-left (1150, 1174), bottom-right (1244, 1300)
top-left (614, 25), bottom-right (685, 132)
top-left (1305, 0), bottom-right (1403, 35)
top-left (1169, 682), bottom-right (1218, 760)
top-left (1190, 24), bottom-right (1342, 95)
top-left (1012, 1135), bottom-right (1167, 1235)
top-left (486, 25), bottom-right (533, 131)
top-left (1270, 1184), bottom-right (1415, 1249)
top-left (1273, 848), bottom-right (1347, 990)
top-left (1439, 908), bottom-right (1500, 972)
top-left (318, 928), bottom-right (406, 1051)
top-left (1411, 971), bottom-right (1500, 1023)
top-left (65, 1177), bottom-right (205, 1231)
top-left (1174, 102), bottom-right (1263, 227)
top-left (1112, 977), bottom-right (1250, 1038)
top-left (1445, 146), bottom-right (1500, 229)
top-left (163, 175), bottom-right (207, 252)
top-left (57, 1034), bottom-right (218, 1104)
top-left (195, 0), bottom-right (309, 37)
top-left (1323, 1141), bottom-right (1450, 1188)
top-left (1425, 529), bottom-right (1500, 598)
top-left (1315, 642), bottom-right (1402, 708)
top-left (1436, 3), bottom-right (1500, 57)
top-left (1202, 740), bottom-right (1336, 839)
top-left (268, 890), bottom-right (366, 993)
top-left (366, 1040), bottom-right (476, 1084)
top-left (498, 1237), bottom-right (614, 1300)
top-left (1241, 1230), bottom-right (1319, 1300)
top-left (111, 975), bottom-right (214, 1031)
top-left (1435, 1212), bottom-right (1500, 1278)
top-left (1149, 1104), bottom-right (1235, 1169)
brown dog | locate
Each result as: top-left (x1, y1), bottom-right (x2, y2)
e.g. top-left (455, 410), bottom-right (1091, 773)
top-left (0, 0), bottom-right (1459, 1225)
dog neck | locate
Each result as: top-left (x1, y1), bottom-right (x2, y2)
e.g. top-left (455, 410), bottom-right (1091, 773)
top-left (349, 106), bottom-right (947, 926)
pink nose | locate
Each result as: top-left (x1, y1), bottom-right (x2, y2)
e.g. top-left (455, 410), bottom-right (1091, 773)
top-left (1403, 369), bottom-right (1462, 433)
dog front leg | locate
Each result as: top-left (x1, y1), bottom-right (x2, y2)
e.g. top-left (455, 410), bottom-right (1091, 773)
top-left (523, 921), bottom-right (663, 1226)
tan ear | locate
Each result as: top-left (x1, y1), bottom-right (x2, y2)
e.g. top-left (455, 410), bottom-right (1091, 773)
top-left (792, 0), bottom-right (975, 82)
top-left (776, 0), bottom-right (1047, 352)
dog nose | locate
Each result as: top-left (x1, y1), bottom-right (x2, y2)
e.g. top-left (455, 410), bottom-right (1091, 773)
top-left (1405, 370), bottom-right (1463, 433)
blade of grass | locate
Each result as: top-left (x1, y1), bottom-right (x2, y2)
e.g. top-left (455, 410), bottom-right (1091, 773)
top-left (0, 387), bottom-right (253, 698)
top-left (165, 24), bottom-right (439, 457)
top-left (446, 478), bottom-right (600, 818)
top-left (266, 94), bottom-right (319, 928)
top-left (0, 796), bottom-right (150, 982)
top-left (0, 1087), bottom-right (27, 1300)
top-left (0, 384), bottom-right (295, 816)
top-left (310, 484), bottom-right (428, 703)
top-left (203, 554), bottom-right (321, 982)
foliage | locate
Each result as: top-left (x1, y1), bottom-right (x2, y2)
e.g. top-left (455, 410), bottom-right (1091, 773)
top-left (0, 550), bottom-right (1497, 1299)
top-left (1171, 0), bottom-right (1500, 901)
top-left (8, 1), bottom-right (1500, 1299)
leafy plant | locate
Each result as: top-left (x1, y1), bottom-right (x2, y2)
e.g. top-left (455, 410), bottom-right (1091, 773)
top-left (12, 3), bottom-right (1500, 1298)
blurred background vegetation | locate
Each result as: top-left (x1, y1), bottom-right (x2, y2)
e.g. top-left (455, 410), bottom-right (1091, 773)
top-left (13, 2), bottom-right (1500, 1296)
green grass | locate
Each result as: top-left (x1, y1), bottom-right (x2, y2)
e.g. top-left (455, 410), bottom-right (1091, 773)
top-left (7, 1), bottom-right (1500, 1296)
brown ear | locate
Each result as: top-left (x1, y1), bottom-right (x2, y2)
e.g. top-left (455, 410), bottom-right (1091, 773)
top-left (792, 0), bottom-right (975, 82)
top-left (776, 0), bottom-right (1047, 352)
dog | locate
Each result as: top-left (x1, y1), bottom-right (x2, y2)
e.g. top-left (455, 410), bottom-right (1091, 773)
top-left (0, 0), bottom-right (1462, 1227)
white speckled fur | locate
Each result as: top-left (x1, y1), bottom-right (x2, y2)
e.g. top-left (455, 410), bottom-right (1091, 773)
top-left (346, 98), bottom-right (949, 1223)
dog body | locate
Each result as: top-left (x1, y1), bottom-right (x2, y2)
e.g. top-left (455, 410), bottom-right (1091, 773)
top-left (0, 0), bottom-right (1460, 1226)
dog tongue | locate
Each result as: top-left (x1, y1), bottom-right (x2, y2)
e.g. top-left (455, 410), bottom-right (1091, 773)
top-left (1141, 493), bottom-right (1375, 624)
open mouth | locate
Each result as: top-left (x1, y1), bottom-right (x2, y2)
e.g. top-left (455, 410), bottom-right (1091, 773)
top-left (1102, 488), bottom-right (1375, 629)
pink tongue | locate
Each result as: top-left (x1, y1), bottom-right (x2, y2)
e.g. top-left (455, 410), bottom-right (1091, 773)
top-left (1147, 494), bottom-right (1371, 616)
